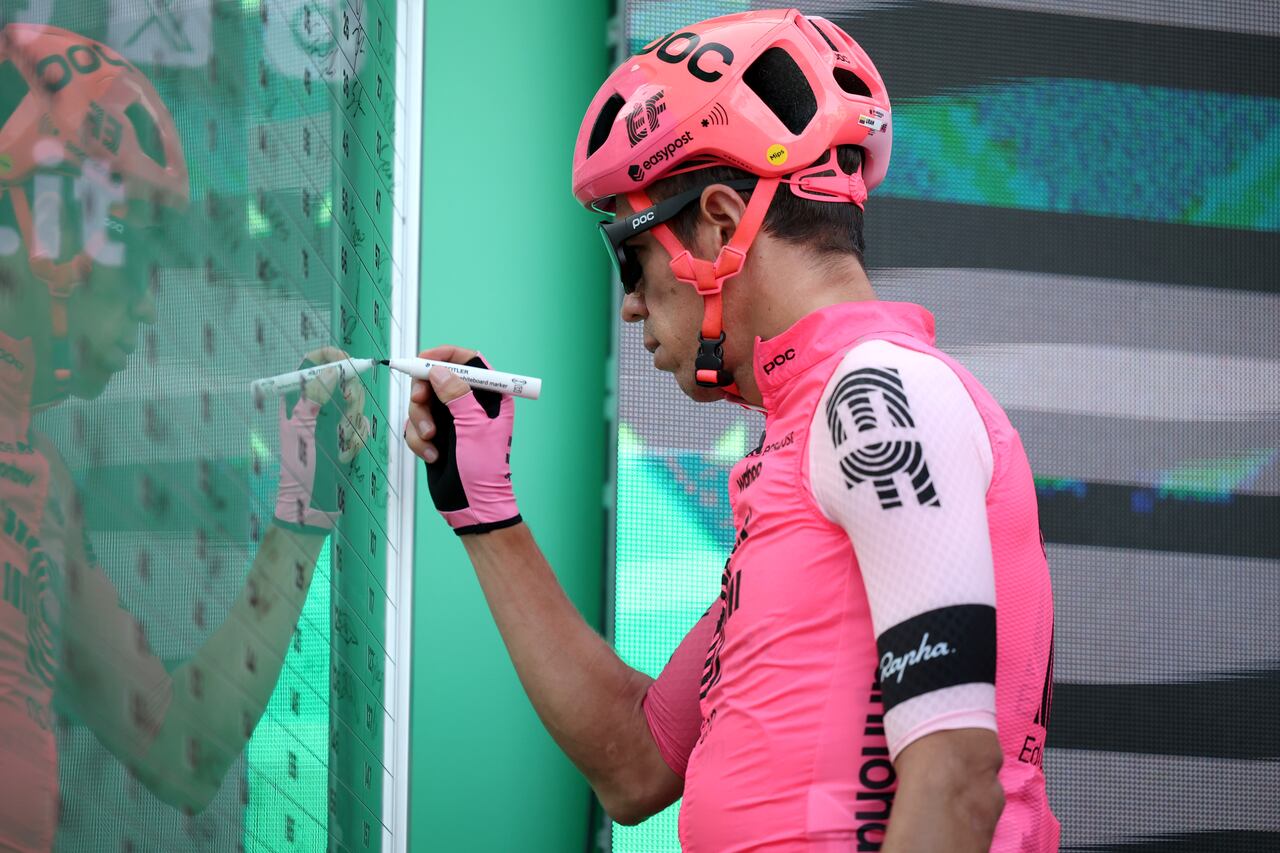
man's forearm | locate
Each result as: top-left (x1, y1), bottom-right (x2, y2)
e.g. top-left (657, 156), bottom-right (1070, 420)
top-left (882, 729), bottom-right (1005, 853)
top-left (147, 523), bottom-right (327, 803)
top-left (460, 523), bottom-right (669, 813)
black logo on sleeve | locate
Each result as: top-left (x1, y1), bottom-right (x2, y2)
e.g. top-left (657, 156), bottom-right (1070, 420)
top-left (856, 678), bottom-right (895, 849)
top-left (626, 90), bottom-right (666, 146)
top-left (1020, 622), bottom-right (1055, 770)
top-left (875, 604), bottom-right (996, 711)
top-left (825, 367), bottom-right (941, 509)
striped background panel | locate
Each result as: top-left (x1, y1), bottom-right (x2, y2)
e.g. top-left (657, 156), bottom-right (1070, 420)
top-left (612, 1), bottom-right (1279, 851)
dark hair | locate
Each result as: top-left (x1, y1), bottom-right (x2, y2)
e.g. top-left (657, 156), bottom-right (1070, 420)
top-left (650, 145), bottom-right (866, 262)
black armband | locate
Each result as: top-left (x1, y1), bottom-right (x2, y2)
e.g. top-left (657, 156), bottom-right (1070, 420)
top-left (876, 604), bottom-right (996, 711)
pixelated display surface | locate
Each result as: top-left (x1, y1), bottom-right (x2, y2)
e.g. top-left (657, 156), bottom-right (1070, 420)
top-left (612, 2), bottom-right (1279, 851)
top-left (0, 1), bottom-right (412, 851)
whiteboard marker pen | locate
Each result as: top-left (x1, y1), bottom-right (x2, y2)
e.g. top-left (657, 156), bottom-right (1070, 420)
top-left (381, 358), bottom-right (541, 400)
top-left (251, 358), bottom-right (378, 397)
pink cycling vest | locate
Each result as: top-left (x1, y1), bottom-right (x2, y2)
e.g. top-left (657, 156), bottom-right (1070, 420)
top-left (0, 332), bottom-right (63, 852)
top-left (661, 301), bottom-right (1058, 851)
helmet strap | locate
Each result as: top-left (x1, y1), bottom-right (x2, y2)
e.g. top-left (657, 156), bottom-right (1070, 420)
top-left (8, 186), bottom-right (85, 398)
top-left (625, 177), bottom-right (781, 390)
top-left (48, 295), bottom-right (73, 396)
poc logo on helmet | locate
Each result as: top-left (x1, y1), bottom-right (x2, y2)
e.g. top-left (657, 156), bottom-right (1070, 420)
top-left (637, 31), bottom-right (734, 83)
top-left (36, 42), bottom-right (131, 93)
top-left (631, 211), bottom-right (655, 230)
top-left (763, 348), bottom-right (796, 375)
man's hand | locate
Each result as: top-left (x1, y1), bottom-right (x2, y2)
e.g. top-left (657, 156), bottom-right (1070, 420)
top-left (275, 346), bottom-right (370, 532)
top-left (404, 345), bottom-right (521, 535)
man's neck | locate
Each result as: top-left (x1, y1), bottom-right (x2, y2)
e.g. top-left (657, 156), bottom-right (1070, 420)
top-left (729, 251), bottom-right (876, 407)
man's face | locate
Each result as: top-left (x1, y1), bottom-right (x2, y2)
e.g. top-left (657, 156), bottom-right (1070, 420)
top-left (64, 247), bottom-right (156, 400)
top-left (616, 198), bottom-right (725, 403)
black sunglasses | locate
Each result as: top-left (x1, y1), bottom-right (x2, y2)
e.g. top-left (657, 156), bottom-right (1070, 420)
top-left (597, 178), bottom-right (758, 294)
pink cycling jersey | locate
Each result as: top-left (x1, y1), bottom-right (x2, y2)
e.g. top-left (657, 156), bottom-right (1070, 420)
top-left (642, 301), bottom-right (1059, 851)
top-left (0, 331), bottom-right (170, 852)
top-left (0, 332), bottom-right (64, 852)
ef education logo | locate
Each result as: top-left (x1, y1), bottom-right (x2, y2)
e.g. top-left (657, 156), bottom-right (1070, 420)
top-left (626, 91), bottom-right (667, 147)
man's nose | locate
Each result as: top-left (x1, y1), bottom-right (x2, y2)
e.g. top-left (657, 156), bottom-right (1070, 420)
top-left (620, 290), bottom-right (647, 323)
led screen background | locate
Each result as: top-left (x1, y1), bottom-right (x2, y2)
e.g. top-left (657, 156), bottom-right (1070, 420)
top-left (610, 2), bottom-right (1280, 851)
top-left (1, 1), bottom-right (413, 850)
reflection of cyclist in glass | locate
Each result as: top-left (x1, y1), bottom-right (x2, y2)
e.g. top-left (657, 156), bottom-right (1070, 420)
top-left (0, 24), bottom-right (368, 852)
top-left (405, 9), bottom-right (1057, 852)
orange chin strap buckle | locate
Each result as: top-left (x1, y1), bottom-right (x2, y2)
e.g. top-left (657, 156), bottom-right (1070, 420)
top-left (627, 177), bottom-right (781, 388)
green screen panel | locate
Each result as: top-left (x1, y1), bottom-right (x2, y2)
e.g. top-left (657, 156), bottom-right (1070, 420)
top-left (408, 0), bottom-right (610, 850)
top-left (612, 420), bottom-right (759, 853)
top-left (0, 1), bottom-right (413, 850)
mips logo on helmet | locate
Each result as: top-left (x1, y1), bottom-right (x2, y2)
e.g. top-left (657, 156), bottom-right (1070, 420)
top-left (626, 91), bottom-right (667, 147)
top-left (628, 131), bottom-right (695, 182)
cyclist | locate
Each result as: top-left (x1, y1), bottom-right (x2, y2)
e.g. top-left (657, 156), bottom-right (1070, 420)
top-left (405, 9), bottom-right (1057, 851)
top-left (0, 23), bottom-right (368, 851)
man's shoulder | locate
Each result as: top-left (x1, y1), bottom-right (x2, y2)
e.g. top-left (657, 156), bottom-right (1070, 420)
top-left (823, 335), bottom-right (1012, 431)
top-left (813, 336), bottom-right (970, 404)
top-left (805, 335), bottom-right (997, 475)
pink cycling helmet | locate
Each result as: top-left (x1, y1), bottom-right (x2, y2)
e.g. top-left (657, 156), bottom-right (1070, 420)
top-left (572, 9), bottom-right (890, 392)
top-left (572, 8), bottom-right (890, 205)
top-left (0, 23), bottom-right (188, 392)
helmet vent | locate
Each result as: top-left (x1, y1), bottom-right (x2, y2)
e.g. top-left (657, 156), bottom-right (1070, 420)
top-left (587, 93), bottom-right (625, 156)
top-left (809, 20), bottom-right (839, 53)
top-left (833, 67), bottom-right (872, 98)
top-left (0, 61), bottom-right (29, 130)
top-left (125, 102), bottom-right (168, 168)
top-left (743, 47), bottom-right (817, 136)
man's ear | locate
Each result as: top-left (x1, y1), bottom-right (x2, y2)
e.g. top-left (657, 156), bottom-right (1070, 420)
top-left (696, 184), bottom-right (748, 256)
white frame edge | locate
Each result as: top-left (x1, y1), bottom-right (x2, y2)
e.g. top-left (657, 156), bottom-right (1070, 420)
top-left (387, 0), bottom-right (424, 850)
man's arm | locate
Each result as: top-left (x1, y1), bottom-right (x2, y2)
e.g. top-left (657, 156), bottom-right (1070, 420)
top-left (459, 522), bottom-right (683, 824)
top-left (405, 346), bottom-right (685, 823)
top-left (882, 729), bottom-right (1004, 853)
top-left (59, 346), bottom-right (368, 811)
top-left (810, 340), bottom-right (1007, 847)
top-left (143, 524), bottom-right (328, 808)
top-left (59, 523), bottom-right (328, 812)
